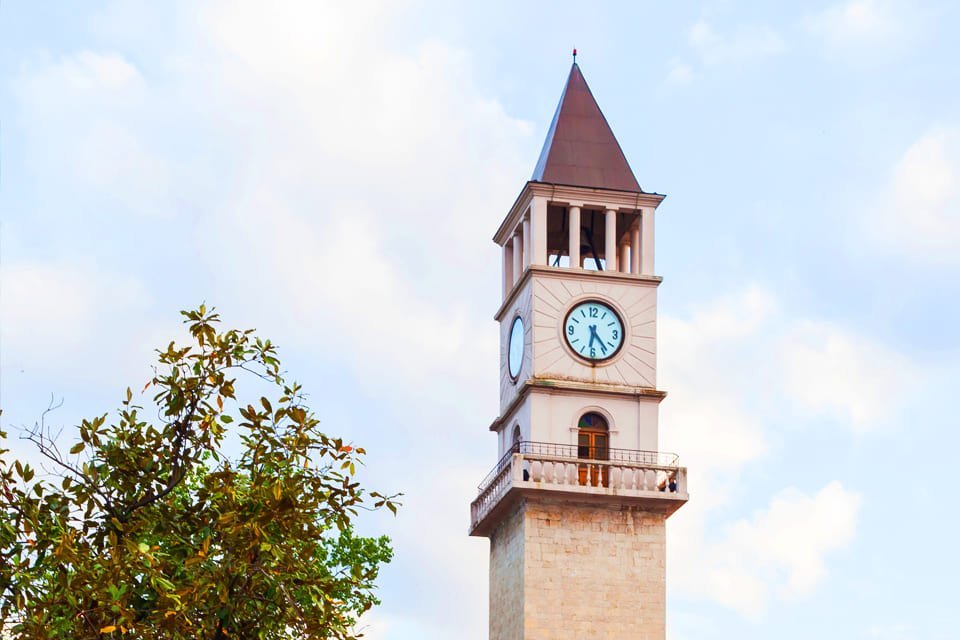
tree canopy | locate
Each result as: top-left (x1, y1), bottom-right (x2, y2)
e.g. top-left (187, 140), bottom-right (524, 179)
top-left (0, 306), bottom-right (398, 639)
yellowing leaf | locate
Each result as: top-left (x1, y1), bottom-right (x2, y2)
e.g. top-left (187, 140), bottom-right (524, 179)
top-left (100, 625), bottom-right (116, 634)
top-left (164, 611), bottom-right (176, 618)
top-left (272, 483), bottom-right (282, 501)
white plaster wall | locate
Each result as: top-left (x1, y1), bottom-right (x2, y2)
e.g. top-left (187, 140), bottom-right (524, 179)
top-left (497, 392), bottom-right (659, 456)
top-left (498, 397), bottom-right (533, 458)
top-left (495, 269), bottom-right (663, 457)
top-left (499, 279), bottom-right (534, 414)
top-left (530, 272), bottom-right (659, 388)
top-left (528, 392), bottom-right (659, 452)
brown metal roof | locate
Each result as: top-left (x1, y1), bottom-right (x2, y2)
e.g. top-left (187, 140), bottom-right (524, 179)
top-left (531, 63), bottom-right (643, 193)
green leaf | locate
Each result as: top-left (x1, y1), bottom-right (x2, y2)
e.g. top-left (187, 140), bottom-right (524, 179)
top-left (5, 305), bottom-right (398, 639)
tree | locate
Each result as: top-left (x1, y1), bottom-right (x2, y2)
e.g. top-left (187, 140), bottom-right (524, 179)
top-left (0, 306), bottom-right (399, 639)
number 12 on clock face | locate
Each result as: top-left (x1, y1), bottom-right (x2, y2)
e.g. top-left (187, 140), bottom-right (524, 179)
top-left (564, 300), bottom-right (624, 362)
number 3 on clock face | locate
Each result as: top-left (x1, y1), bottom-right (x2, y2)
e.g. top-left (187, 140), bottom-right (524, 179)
top-left (563, 300), bottom-right (624, 362)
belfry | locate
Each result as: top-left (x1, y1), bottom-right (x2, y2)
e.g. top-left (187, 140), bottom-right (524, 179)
top-left (469, 62), bottom-right (688, 639)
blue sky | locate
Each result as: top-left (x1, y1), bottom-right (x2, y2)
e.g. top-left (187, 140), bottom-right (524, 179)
top-left (2, 1), bottom-right (959, 638)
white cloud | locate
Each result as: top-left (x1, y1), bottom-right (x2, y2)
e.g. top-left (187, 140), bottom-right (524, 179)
top-left (21, 50), bottom-right (143, 95)
top-left (868, 127), bottom-right (960, 263)
top-left (660, 286), bottom-right (777, 479)
top-left (864, 623), bottom-right (914, 639)
top-left (4, 3), bottom-right (922, 633)
top-left (13, 50), bottom-right (174, 217)
top-left (688, 20), bottom-right (786, 67)
top-left (14, 4), bottom-right (526, 638)
top-left (668, 19), bottom-right (785, 84)
top-left (161, 1), bottom-right (533, 403)
top-left (0, 261), bottom-right (150, 364)
top-left (779, 320), bottom-right (915, 430)
top-left (674, 481), bottom-right (861, 618)
top-left (805, 0), bottom-right (906, 48)
top-left (660, 286), bottom-right (909, 616)
top-left (665, 59), bottom-right (696, 86)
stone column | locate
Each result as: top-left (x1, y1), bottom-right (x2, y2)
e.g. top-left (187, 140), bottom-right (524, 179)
top-left (512, 231), bottom-right (523, 284)
top-left (569, 205), bottom-right (581, 269)
top-left (531, 197), bottom-right (548, 266)
top-left (641, 208), bottom-right (655, 275)
top-left (503, 243), bottom-right (514, 296)
top-left (619, 241), bottom-right (630, 274)
top-left (630, 222), bottom-right (641, 275)
top-left (604, 209), bottom-right (617, 272)
top-left (522, 216), bottom-right (531, 270)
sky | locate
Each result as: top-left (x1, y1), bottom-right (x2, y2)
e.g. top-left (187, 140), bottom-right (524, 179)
top-left (1, 1), bottom-right (959, 638)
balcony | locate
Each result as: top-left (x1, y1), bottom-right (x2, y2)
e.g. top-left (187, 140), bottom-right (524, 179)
top-left (469, 441), bottom-right (688, 537)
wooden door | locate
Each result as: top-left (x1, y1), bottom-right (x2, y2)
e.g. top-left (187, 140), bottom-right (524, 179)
top-left (577, 413), bottom-right (609, 487)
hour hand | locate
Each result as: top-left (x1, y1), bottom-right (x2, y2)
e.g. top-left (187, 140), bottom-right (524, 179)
top-left (588, 325), bottom-right (607, 353)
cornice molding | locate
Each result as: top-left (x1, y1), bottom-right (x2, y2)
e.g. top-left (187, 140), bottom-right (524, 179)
top-left (489, 377), bottom-right (666, 432)
top-left (494, 265), bottom-right (662, 322)
top-left (493, 181), bottom-right (666, 246)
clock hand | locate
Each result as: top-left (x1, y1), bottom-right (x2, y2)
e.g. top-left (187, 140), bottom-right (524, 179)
top-left (588, 325), bottom-right (600, 347)
top-left (588, 325), bottom-right (608, 354)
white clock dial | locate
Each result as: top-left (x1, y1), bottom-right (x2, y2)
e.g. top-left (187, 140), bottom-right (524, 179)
top-left (563, 300), bottom-right (624, 362)
top-left (508, 316), bottom-right (524, 379)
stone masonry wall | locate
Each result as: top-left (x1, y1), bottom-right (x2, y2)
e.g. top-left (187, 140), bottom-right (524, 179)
top-left (489, 501), bottom-right (526, 640)
top-left (521, 498), bottom-right (666, 640)
top-left (488, 497), bottom-right (667, 640)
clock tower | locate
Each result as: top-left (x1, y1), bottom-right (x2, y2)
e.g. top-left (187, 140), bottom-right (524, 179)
top-left (469, 62), bottom-right (688, 639)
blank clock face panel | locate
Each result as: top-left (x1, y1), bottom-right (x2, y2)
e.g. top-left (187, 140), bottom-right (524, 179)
top-left (563, 300), bottom-right (624, 362)
top-left (508, 316), bottom-right (524, 379)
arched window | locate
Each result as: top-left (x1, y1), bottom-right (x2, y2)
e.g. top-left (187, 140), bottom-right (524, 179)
top-left (577, 412), bottom-right (609, 486)
top-left (512, 425), bottom-right (522, 452)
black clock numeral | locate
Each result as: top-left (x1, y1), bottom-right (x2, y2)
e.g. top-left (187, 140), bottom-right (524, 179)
top-left (589, 306), bottom-right (598, 318)
top-left (567, 325), bottom-right (574, 335)
top-left (590, 347), bottom-right (596, 358)
top-left (612, 330), bottom-right (618, 340)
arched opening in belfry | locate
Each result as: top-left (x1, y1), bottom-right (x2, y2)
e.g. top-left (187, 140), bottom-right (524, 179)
top-left (577, 412), bottom-right (610, 486)
top-left (545, 205), bottom-right (641, 272)
top-left (512, 425), bottom-right (522, 452)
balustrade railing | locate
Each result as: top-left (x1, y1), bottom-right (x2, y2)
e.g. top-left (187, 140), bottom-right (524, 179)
top-left (470, 441), bottom-right (687, 531)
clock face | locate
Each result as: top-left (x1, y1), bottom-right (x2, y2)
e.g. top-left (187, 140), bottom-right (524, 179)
top-left (563, 300), bottom-right (624, 362)
top-left (508, 316), bottom-right (524, 379)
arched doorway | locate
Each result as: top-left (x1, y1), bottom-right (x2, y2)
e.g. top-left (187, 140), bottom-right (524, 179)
top-left (577, 412), bottom-right (609, 486)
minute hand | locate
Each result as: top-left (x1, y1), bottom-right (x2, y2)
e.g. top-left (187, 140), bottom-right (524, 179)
top-left (588, 325), bottom-right (605, 352)
top-left (590, 325), bottom-right (607, 353)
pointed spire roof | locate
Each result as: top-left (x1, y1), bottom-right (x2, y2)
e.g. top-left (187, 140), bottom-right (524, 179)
top-left (531, 63), bottom-right (643, 193)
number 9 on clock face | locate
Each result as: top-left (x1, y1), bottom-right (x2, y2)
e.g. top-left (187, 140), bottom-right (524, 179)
top-left (563, 300), bottom-right (624, 362)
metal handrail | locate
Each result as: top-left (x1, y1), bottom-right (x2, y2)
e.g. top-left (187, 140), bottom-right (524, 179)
top-left (476, 440), bottom-right (680, 493)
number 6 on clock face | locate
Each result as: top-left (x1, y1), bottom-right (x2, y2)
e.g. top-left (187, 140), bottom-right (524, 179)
top-left (563, 300), bottom-right (624, 362)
